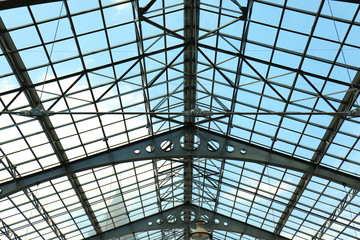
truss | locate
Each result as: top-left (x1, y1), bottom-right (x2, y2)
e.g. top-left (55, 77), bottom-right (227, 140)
top-left (1, 0), bottom-right (360, 240)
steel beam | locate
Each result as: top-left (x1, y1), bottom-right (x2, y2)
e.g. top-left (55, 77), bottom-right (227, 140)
top-left (2, 127), bottom-right (360, 198)
top-left (0, 0), bottom-right (62, 10)
top-left (139, 0), bottom-right (157, 14)
top-left (313, 189), bottom-right (358, 239)
top-left (197, 43), bottom-right (360, 88)
top-left (274, 68), bottom-right (360, 235)
top-left (0, 218), bottom-right (21, 240)
top-left (0, 43), bottom-right (186, 98)
top-left (139, 15), bottom-right (185, 40)
top-left (83, 204), bottom-right (290, 240)
top-left (0, 18), bottom-right (103, 235)
top-left (23, 188), bottom-right (66, 239)
top-left (183, 0), bottom-right (200, 238)
top-left (331, 0), bottom-right (360, 3)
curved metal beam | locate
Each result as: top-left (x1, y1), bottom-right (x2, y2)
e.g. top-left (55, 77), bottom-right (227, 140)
top-left (83, 204), bottom-right (289, 240)
top-left (1, 127), bottom-right (360, 198)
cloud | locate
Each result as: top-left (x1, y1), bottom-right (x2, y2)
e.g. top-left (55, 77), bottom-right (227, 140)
top-left (112, 0), bottom-right (131, 12)
top-left (0, 76), bottom-right (18, 92)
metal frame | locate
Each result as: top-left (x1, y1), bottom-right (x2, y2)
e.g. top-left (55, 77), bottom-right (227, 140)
top-left (84, 204), bottom-right (289, 240)
top-left (0, 0), bottom-right (62, 10)
top-left (0, 16), bottom-right (103, 236)
top-left (1, 0), bottom-right (360, 239)
top-left (2, 126), bottom-right (360, 198)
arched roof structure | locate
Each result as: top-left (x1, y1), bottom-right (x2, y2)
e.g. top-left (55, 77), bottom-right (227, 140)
top-left (1, 0), bottom-right (360, 239)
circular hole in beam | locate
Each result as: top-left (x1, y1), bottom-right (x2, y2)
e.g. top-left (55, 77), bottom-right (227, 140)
top-left (226, 145), bottom-right (234, 153)
top-left (207, 140), bottom-right (220, 152)
top-left (146, 145), bottom-right (155, 153)
top-left (180, 210), bottom-right (195, 222)
top-left (240, 148), bottom-right (247, 155)
top-left (200, 214), bottom-right (210, 223)
top-left (161, 140), bottom-right (174, 152)
top-left (167, 214), bottom-right (176, 224)
top-left (134, 149), bottom-right (140, 155)
top-left (180, 135), bottom-right (200, 151)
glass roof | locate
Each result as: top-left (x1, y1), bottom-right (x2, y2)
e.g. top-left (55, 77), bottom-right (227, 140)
top-left (1, 0), bottom-right (360, 239)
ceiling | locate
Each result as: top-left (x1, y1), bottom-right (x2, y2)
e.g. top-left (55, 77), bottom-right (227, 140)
top-left (1, 0), bottom-right (360, 239)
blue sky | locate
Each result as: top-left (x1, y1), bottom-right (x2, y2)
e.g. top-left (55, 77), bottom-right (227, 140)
top-left (1, 0), bottom-right (360, 239)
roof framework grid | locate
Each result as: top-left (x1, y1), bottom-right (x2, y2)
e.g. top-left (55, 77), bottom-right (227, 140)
top-left (1, 0), bottom-right (360, 240)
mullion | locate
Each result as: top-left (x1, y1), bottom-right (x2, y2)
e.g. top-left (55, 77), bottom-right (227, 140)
top-left (262, 0), bottom-right (325, 152)
top-left (197, 43), bottom-right (357, 87)
top-left (227, 160), bottom-right (246, 218)
top-left (59, 4), bottom-right (114, 234)
top-left (336, 133), bottom-right (360, 172)
top-left (275, 1), bottom-right (359, 235)
top-left (0, 43), bottom-right (187, 98)
top-left (243, 165), bottom-right (267, 225)
top-left (26, 4), bottom-right (63, 102)
top-left (248, 0), bottom-right (287, 144)
top-left (132, 160), bottom-right (150, 221)
top-left (132, 0), bottom-right (154, 138)
top-left (245, 20), bottom-right (360, 66)
top-left (200, 1), bottom-right (243, 17)
top-left (207, 0), bottom-right (224, 132)
top-left (3, 0), bottom-right (133, 33)
top-left (289, 4), bottom-right (360, 161)
top-left (97, 0), bottom-right (132, 154)
top-left (65, 4), bottom-right (110, 151)
top-left (334, 205), bottom-right (360, 239)
top-left (220, 172), bottom-right (354, 229)
top-left (2, 111), bottom-right (49, 176)
top-left (92, 168), bottom-right (118, 230)
top-left (7, 196), bottom-right (46, 240)
top-left (140, 2), bottom-right (184, 18)
top-left (161, 0), bottom-right (171, 131)
top-left (255, 0), bottom-right (360, 26)
top-left (292, 181), bottom-right (337, 238)
top-left (225, 0), bottom-right (251, 136)
top-left (198, 60), bottom-right (346, 106)
top-left (50, 180), bottom-right (86, 238)
top-left (319, 4), bottom-right (360, 100)
top-left (196, 86), bottom-right (335, 119)
top-left (260, 168), bottom-right (287, 230)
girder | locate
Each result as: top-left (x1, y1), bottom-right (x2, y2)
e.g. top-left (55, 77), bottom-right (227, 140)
top-left (0, 218), bottom-right (21, 240)
top-left (274, 68), bottom-right (360, 235)
top-left (313, 189), bottom-right (358, 239)
top-left (329, 0), bottom-right (360, 3)
top-left (1, 1), bottom-right (360, 240)
top-left (83, 204), bottom-right (290, 240)
top-left (0, 0), bottom-right (62, 10)
top-left (183, 0), bottom-right (200, 238)
top-left (0, 17), bottom-right (103, 235)
top-left (23, 188), bottom-right (67, 239)
top-left (197, 42), bottom-right (360, 88)
top-left (2, 127), bottom-right (360, 199)
top-left (0, 43), bottom-right (186, 98)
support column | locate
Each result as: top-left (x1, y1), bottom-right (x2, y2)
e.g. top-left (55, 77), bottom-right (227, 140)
top-left (183, 0), bottom-right (200, 238)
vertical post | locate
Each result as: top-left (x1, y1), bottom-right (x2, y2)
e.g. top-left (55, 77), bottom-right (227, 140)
top-left (183, 0), bottom-right (200, 239)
